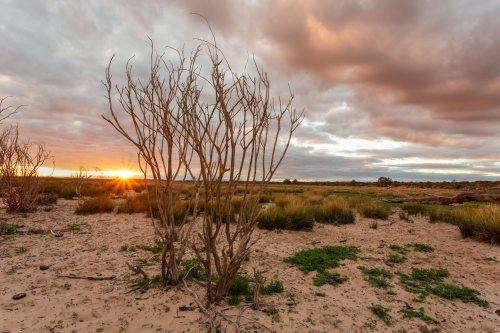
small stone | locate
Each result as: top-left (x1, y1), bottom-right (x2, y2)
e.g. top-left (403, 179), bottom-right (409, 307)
top-left (40, 265), bottom-right (50, 270)
top-left (315, 291), bottom-right (326, 297)
top-left (285, 301), bottom-right (295, 306)
top-left (495, 309), bottom-right (500, 316)
top-left (13, 293), bottom-right (26, 300)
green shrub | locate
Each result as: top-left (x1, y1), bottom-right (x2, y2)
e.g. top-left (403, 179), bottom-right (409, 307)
top-left (180, 258), bottom-right (206, 281)
top-left (75, 196), bottom-right (114, 215)
top-left (260, 280), bottom-right (284, 295)
top-left (357, 202), bottom-right (390, 220)
top-left (229, 274), bottom-right (252, 296)
top-left (227, 295), bottom-right (241, 306)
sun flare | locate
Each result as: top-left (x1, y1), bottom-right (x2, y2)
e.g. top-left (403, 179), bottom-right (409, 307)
top-left (117, 169), bottom-right (133, 179)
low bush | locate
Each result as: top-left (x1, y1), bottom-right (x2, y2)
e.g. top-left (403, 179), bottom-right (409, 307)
top-left (357, 202), bottom-right (390, 220)
top-left (74, 195), bottom-right (114, 215)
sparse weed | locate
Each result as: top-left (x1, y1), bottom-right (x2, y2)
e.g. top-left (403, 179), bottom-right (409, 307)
top-left (400, 307), bottom-right (439, 325)
top-left (369, 221), bottom-right (378, 229)
top-left (386, 254), bottom-right (407, 264)
top-left (15, 246), bottom-right (27, 254)
top-left (180, 258), bottom-right (206, 281)
top-left (388, 244), bottom-right (409, 255)
top-left (409, 243), bottom-right (434, 253)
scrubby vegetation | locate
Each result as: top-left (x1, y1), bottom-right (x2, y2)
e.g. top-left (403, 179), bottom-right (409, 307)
top-left (74, 195), bottom-right (115, 215)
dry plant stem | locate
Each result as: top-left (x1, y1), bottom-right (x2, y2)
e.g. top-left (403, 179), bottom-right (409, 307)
top-left (187, 28), bottom-right (304, 301)
top-left (0, 96), bottom-right (24, 123)
top-left (71, 166), bottom-right (102, 205)
top-left (182, 266), bottom-right (216, 333)
top-left (126, 262), bottom-right (149, 280)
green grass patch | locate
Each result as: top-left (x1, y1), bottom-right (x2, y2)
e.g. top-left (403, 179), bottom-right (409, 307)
top-left (388, 244), bottom-right (410, 255)
top-left (397, 268), bottom-right (488, 306)
top-left (284, 246), bottom-right (358, 286)
top-left (370, 304), bottom-right (392, 325)
top-left (386, 254), bottom-right (407, 264)
top-left (408, 243), bottom-right (434, 253)
top-left (400, 308), bottom-right (439, 325)
top-left (284, 246), bottom-right (359, 273)
top-left (358, 266), bottom-right (393, 288)
top-left (313, 271), bottom-right (349, 286)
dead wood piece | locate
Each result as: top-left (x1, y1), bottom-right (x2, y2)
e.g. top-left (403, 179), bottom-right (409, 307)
top-left (253, 283), bottom-right (260, 310)
top-left (382, 192), bottom-right (500, 205)
top-left (182, 266), bottom-right (216, 333)
top-left (125, 262), bottom-right (149, 280)
top-left (56, 270), bottom-right (115, 280)
top-left (50, 229), bottom-right (63, 237)
top-left (178, 306), bottom-right (197, 311)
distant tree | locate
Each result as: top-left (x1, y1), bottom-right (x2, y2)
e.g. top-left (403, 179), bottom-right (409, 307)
top-left (283, 179), bottom-right (291, 184)
top-left (377, 177), bottom-right (392, 187)
top-left (292, 179), bottom-right (299, 184)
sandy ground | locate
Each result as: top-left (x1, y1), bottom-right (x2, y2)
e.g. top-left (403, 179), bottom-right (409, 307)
top-left (1, 198), bottom-right (500, 333)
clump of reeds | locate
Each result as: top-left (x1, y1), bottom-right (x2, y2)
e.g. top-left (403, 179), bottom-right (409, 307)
top-left (356, 202), bottom-right (391, 220)
top-left (310, 196), bottom-right (355, 225)
top-left (75, 195), bottom-right (115, 215)
top-left (116, 196), bottom-right (148, 214)
top-left (430, 204), bottom-right (500, 243)
top-left (257, 205), bottom-right (314, 231)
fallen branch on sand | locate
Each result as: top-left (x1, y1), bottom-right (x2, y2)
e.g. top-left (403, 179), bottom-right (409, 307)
top-left (382, 192), bottom-right (500, 205)
top-left (56, 269), bottom-right (115, 280)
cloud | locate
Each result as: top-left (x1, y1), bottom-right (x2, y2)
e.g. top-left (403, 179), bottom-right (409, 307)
top-left (1, 0), bottom-right (499, 181)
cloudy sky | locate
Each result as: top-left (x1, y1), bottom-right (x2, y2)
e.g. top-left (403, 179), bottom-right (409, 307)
top-left (1, 0), bottom-right (500, 181)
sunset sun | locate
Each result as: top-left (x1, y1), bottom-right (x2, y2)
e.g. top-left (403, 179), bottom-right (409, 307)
top-left (117, 169), bottom-right (133, 179)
